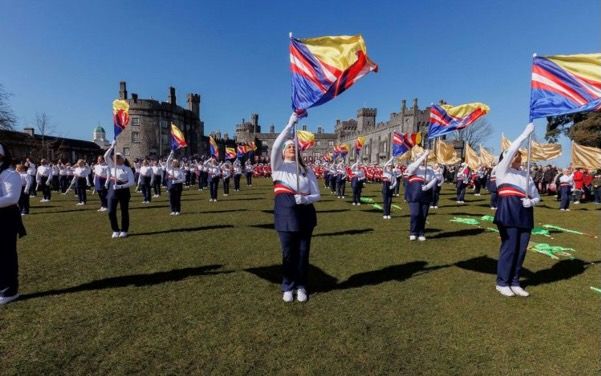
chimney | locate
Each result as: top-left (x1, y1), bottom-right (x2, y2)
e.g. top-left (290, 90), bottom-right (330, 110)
top-left (23, 127), bottom-right (35, 137)
top-left (132, 93), bottom-right (138, 103)
top-left (317, 127), bottom-right (323, 134)
top-left (119, 81), bottom-right (128, 100)
top-left (168, 87), bottom-right (176, 105)
top-left (302, 125), bottom-right (307, 131)
top-left (269, 125), bottom-right (275, 133)
top-left (187, 93), bottom-right (200, 117)
top-left (413, 98), bottom-right (418, 111)
top-left (401, 99), bottom-right (407, 113)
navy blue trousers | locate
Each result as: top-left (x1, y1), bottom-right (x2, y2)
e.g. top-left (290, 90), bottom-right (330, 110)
top-left (336, 178), bottom-right (346, 197)
top-left (153, 175), bottom-right (162, 196)
top-left (351, 178), bottom-right (362, 204)
top-left (169, 183), bottom-right (183, 212)
top-left (210, 178), bottom-right (219, 199)
top-left (382, 190), bottom-right (393, 215)
top-left (141, 177), bottom-right (152, 202)
top-left (40, 176), bottom-right (51, 200)
top-left (409, 202), bottom-right (430, 236)
top-left (432, 186), bottom-right (441, 206)
top-left (329, 177), bottom-right (336, 193)
top-left (234, 175), bottom-right (241, 190)
top-left (246, 173), bottom-right (252, 185)
top-left (19, 188), bottom-right (30, 214)
top-left (0, 206), bottom-right (20, 297)
top-left (560, 187), bottom-right (571, 209)
top-left (108, 188), bottom-right (130, 232)
top-left (76, 177), bottom-right (87, 203)
top-left (456, 182), bottom-right (466, 201)
top-left (278, 230), bottom-right (312, 292)
top-left (496, 226), bottom-right (530, 287)
top-left (223, 177), bottom-right (230, 194)
top-left (97, 189), bottom-right (108, 208)
top-left (490, 191), bottom-right (498, 208)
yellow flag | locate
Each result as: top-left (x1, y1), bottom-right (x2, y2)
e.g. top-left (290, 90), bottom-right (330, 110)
top-left (571, 142), bottom-right (601, 169)
top-left (464, 143), bottom-right (480, 170)
top-left (478, 145), bottom-right (496, 167)
top-left (434, 139), bottom-right (461, 165)
top-left (501, 133), bottom-right (528, 160)
top-left (530, 141), bottom-right (562, 161)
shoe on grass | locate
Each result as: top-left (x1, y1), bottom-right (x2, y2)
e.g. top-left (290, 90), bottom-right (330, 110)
top-left (118, 232), bottom-right (127, 238)
top-left (510, 286), bottom-right (529, 297)
top-left (112, 232), bottom-right (120, 239)
top-left (409, 235), bottom-right (416, 241)
top-left (296, 288), bottom-right (308, 302)
top-left (0, 294), bottom-right (20, 305)
top-left (282, 291), bottom-right (293, 303)
top-left (496, 285), bottom-right (515, 297)
top-left (418, 236), bottom-right (426, 241)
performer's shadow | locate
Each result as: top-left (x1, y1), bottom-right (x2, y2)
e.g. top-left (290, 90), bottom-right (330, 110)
top-left (245, 261), bottom-right (448, 294)
top-left (455, 255), bottom-right (591, 286)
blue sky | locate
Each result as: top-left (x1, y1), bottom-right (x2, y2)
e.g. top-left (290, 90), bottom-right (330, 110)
top-left (1, 0), bottom-right (599, 166)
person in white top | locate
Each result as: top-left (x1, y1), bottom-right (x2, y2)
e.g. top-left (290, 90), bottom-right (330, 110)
top-left (94, 156), bottom-right (109, 211)
top-left (68, 160), bottom-right (91, 205)
top-left (36, 159), bottom-right (53, 202)
top-left (151, 161), bottom-right (163, 198)
top-left (51, 163), bottom-right (60, 191)
top-left (25, 158), bottom-right (36, 196)
top-left (0, 144), bottom-right (27, 305)
top-left (381, 158), bottom-right (397, 219)
top-left (350, 160), bottom-right (365, 205)
top-left (104, 141), bottom-right (135, 238)
top-left (204, 158), bottom-right (221, 202)
top-left (335, 161), bottom-right (347, 199)
top-left (137, 160), bottom-right (154, 204)
top-left (271, 112), bottom-right (320, 303)
top-left (430, 163), bottom-right (444, 209)
top-left (221, 161), bottom-right (232, 196)
top-left (165, 151), bottom-right (185, 215)
top-left (245, 160), bottom-right (254, 186)
top-left (558, 168), bottom-right (573, 211)
top-left (233, 159), bottom-right (243, 191)
top-left (16, 164), bottom-right (31, 215)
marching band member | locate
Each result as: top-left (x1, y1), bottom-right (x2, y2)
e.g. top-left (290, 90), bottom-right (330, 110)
top-left (137, 160), bottom-right (154, 204)
top-left (335, 160), bottom-right (347, 199)
top-left (493, 123), bottom-right (540, 297)
top-left (25, 158), bottom-right (36, 196)
top-left (222, 161), bottom-right (232, 196)
top-left (245, 159), bottom-right (253, 186)
top-left (151, 160), bottom-right (163, 198)
top-left (393, 163), bottom-right (402, 197)
top-left (70, 160), bottom-right (91, 205)
top-left (133, 159), bottom-right (141, 189)
top-left (456, 163), bottom-right (469, 204)
top-left (104, 141), bottom-right (135, 238)
top-left (94, 156), bottom-right (109, 212)
top-left (271, 113), bottom-right (320, 303)
top-left (233, 159), bottom-right (242, 191)
top-left (328, 162), bottom-right (337, 194)
top-left (430, 163), bottom-right (443, 209)
top-left (59, 162), bottom-right (70, 193)
top-left (558, 168), bottom-right (573, 211)
top-left (165, 151), bottom-right (185, 215)
top-left (381, 158), bottom-right (397, 219)
top-left (51, 162), bottom-right (60, 191)
top-left (205, 158), bottom-right (220, 202)
top-left (36, 159), bottom-right (53, 202)
top-left (350, 160), bottom-right (365, 205)
top-left (488, 164), bottom-right (498, 210)
top-left (406, 151), bottom-right (437, 240)
top-left (16, 164), bottom-right (31, 215)
top-left (0, 144), bottom-right (26, 305)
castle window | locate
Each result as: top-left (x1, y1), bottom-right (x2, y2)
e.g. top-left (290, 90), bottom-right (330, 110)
top-left (123, 147), bottom-right (130, 156)
top-left (132, 117), bottom-right (140, 126)
top-left (316, 141), bottom-right (321, 146)
top-left (161, 120), bottom-right (168, 129)
top-left (131, 131), bottom-right (140, 143)
top-left (328, 141), bottom-right (334, 146)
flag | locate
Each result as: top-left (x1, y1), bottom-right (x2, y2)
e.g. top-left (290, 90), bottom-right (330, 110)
top-left (170, 123), bottom-right (188, 150)
top-left (571, 142), bottom-right (601, 169)
top-left (237, 144), bottom-right (247, 158)
top-left (479, 145), bottom-right (495, 167)
top-left (289, 34), bottom-right (378, 112)
top-left (406, 132), bottom-right (422, 147)
top-left (333, 144), bottom-right (349, 158)
top-left (398, 145), bottom-right (436, 163)
top-left (435, 139), bottom-right (461, 165)
top-left (531, 140), bottom-right (562, 161)
top-left (248, 141), bottom-right (257, 152)
top-left (501, 134), bottom-right (528, 160)
top-left (225, 147), bottom-right (236, 160)
top-left (323, 151), bottom-right (333, 162)
top-left (112, 99), bottom-right (130, 140)
top-left (392, 132), bottom-right (413, 157)
top-left (464, 143), bottom-right (480, 170)
top-left (529, 53), bottom-right (601, 120)
top-left (296, 130), bottom-right (316, 151)
top-left (427, 103), bottom-right (490, 139)
top-left (209, 136), bottom-right (219, 158)
top-left (355, 136), bottom-right (365, 153)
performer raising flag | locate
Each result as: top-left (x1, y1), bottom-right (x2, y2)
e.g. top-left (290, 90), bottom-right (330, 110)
top-left (392, 132), bottom-right (417, 157)
top-left (427, 102), bottom-right (490, 139)
top-left (170, 123), bottom-right (188, 150)
top-left (225, 147), bottom-right (236, 160)
top-left (296, 130), bottom-right (315, 151)
top-left (209, 136), bottom-right (219, 159)
top-left (355, 136), bottom-right (365, 155)
top-left (112, 99), bottom-right (130, 140)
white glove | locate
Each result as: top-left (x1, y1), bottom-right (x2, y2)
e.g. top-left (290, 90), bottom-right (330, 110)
top-left (114, 184), bottom-right (122, 190)
top-left (521, 198), bottom-right (534, 208)
top-left (287, 112), bottom-right (299, 127)
top-left (294, 194), bottom-right (307, 205)
top-left (111, 140), bottom-right (117, 147)
top-left (421, 185), bottom-right (430, 191)
top-left (524, 122), bottom-right (535, 137)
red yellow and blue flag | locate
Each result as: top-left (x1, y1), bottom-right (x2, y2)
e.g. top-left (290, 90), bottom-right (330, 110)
top-left (225, 147), bottom-right (236, 160)
top-left (112, 99), bottom-right (130, 140)
top-left (296, 130), bottom-right (316, 151)
top-left (427, 103), bottom-right (489, 139)
top-left (392, 132), bottom-right (422, 157)
top-left (333, 144), bottom-right (349, 158)
top-left (289, 34), bottom-right (378, 112)
top-left (237, 144), bottom-right (247, 158)
top-left (209, 136), bottom-right (219, 158)
top-left (530, 53), bottom-right (601, 120)
top-left (170, 123), bottom-right (188, 150)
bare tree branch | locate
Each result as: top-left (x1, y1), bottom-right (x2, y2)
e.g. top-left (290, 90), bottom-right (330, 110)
top-left (450, 119), bottom-right (493, 146)
top-left (0, 84), bottom-right (16, 130)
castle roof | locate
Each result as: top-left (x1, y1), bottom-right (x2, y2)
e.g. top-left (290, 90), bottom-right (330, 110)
top-left (94, 126), bottom-right (105, 133)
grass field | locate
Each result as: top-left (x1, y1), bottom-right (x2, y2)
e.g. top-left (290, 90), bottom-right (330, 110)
top-left (1, 179), bottom-right (599, 375)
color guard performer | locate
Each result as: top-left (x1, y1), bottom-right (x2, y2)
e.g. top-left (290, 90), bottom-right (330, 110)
top-left (245, 159), bottom-right (253, 186)
top-left (335, 160), bottom-right (347, 199)
top-left (16, 164), bottom-right (31, 215)
top-left (69, 160), bottom-right (91, 205)
top-left (105, 141), bottom-right (135, 238)
top-left (94, 156), bottom-right (109, 212)
top-left (151, 161), bottom-right (163, 198)
top-left (381, 158), bottom-right (397, 219)
top-left (493, 123), bottom-right (539, 297)
top-left (488, 164), bottom-right (498, 210)
top-left (221, 161), bottom-right (232, 196)
top-left (36, 159), bottom-right (52, 202)
top-left (558, 168), bottom-right (573, 211)
top-left (137, 160), bottom-right (154, 204)
top-left (165, 151), bottom-right (185, 215)
top-left (350, 160), bottom-right (365, 205)
top-left (406, 151), bottom-right (437, 240)
top-left (271, 113), bottom-right (320, 303)
top-left (205, 158), bottom-right (220, 202)
top-left (456, 163), bottom-right (469, 204)
top-left (233, 159), bottom-right (242, 191)
top-left (0, 144), bottom-right (26, 305)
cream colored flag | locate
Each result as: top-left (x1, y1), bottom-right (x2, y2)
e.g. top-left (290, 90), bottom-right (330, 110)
top-left (571, 142), bottom-right (601, 169)
top-left (435, 139), bottom-right (461, 165)
top-left (464, 143), bottom-right (480, 170)
top-left (530, 140), bottom-right (562, 161)
top-left (501, 133), bottom-right (528, 159)
top-left (479, 145), bottom-right (496, 167)
top-left (397, 145), bottom-right (436, 163)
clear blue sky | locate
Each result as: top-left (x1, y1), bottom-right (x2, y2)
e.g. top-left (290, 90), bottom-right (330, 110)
top-left (1, 0), bottom-right (599, 166)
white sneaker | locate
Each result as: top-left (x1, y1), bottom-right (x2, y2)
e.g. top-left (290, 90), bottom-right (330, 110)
top-left (170, 212), bottom-right (176, 216)
top-left (383, 215), bottom-right (387, 219)
top-left (111, 232), bottom-right (120, 239)
top-left (100, 207), bottom-right (107, 212)
top-left (357, 203), bottom-right (361, 206)
top-left (282, 291), bottom-right (293, 303)
top-left (418, 236), bottom-right (426, 241)
top-left (429, 206), bottom-right (434, 209)
top-left (409, 235), bottom-right (416, 241)
top-left (560, 208), bottom-right (565, 211)
top-left (76, 202), bottom-right (84, 206)
top-left (496, 285), bottom-right (515, 297)
top-left (565, 209), bottom-right (571, 211)
top-left (175, 212), bottom-right (180, 216)
top-left (434, 206), bottom-right (438, 209)
top-left (352, 202), bottom-right (356, 206)
top-left (296, 288), bottom-right (308, 302)
top-left (510, 286), bottom-right (530, 297)
top-left (118, 232), bottom-right (127, 238)
top-left (341, 196), bottom-right (345, 199)
top-left (0, 294), bottom-right (20, 305)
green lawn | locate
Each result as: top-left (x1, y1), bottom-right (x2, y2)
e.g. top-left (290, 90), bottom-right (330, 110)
top-left (1, 179), bottom-right (599, 375)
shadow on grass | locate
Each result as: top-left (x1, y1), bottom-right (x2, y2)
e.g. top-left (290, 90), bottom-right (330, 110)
top-left (28, 208), bottom-right (99, 215)
top-left (245, 261), bottom-right (448, 293)
top-left (197, 209), bottom-right (248, 214)
top-left (129, 224), bottom-right (234, 237)
top-left (314, 228), bottom-right (373, 237)
top-left (428, 228), bottom-right (485, 239)
top-left (455, 255), bottom-right (590, 286)
top-left (448, 212), bottom-right (483, 217)
top-left (18, 264), bottom-right (229, 301)
top-left (225, 197), bottom-right (264, 201)
top-left (249, 223), bottom-right (274, 230)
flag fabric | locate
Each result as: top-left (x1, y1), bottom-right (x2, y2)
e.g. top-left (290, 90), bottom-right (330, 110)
top-left (333, 144), bottom-right (349, 158)
top-left (531, 140), bottom-right (562, 161)
top-left (355, 136), bottom-right (365, 153)
top-left (248, 141), bottom-right (257, 152)
top-left (501, 134), bottom-right (528, 160)
top-left (209, 136), bottom-right (219, 158)
top-left (225, 147), bottom-right (236, 160)
top-left (398, 145), bottom-right (436, 163)
top-left (323, 151), bottom-right (333, 162)
top-left (289, 34), bottom-right (378, 112)
top-left (571, 142), bottom-right (601, 169)
top-left (392, 132), bottom-right (414, 157)
top-left (529, 53), bottom-right (601, 120)
top-left (427, 103), bottom-right (490, 139)
top-left (464, 143), bottom-right (481, 170)
top-left (170, 123), bottom-right (188, 150)
top-left (112, 99), bottom-right (130, 140)
top-left (237, 145), bottom-right (247, 158)
top-left (296, 130), bottom-right (316, 151)
top-left (479, 145), bottom-right (496, 167)
top-left (435, 139), bottom-right (461, 165)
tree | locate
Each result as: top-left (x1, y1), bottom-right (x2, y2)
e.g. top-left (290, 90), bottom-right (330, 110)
top-left (545, 111), bottom-right (601, 148)
top-left (450, 118), bottom-right (493, 147)
top-left (35, 112), bottom-right (55, 159)
top-left (0, 84), bottom-right (16, 130)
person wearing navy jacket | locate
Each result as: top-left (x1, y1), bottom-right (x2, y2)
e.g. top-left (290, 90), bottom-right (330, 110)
top-left (105, 141), bottom-right (135, 239)
top-left (405, 151), bottom-right (437, 241)
top-left (0, 144), bottom-right (27, 305)
top-left (493, 123), bottom-right (540, 297)
top-left (271, 112), bottom-right (320, 303)
top-left (381, 158), bottom-right (397, 219)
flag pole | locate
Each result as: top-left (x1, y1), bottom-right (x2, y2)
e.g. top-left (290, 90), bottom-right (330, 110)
top-left (294, 123), bottom-right (300, 192)
top-left (526, 53), bottom-right (537, 195)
